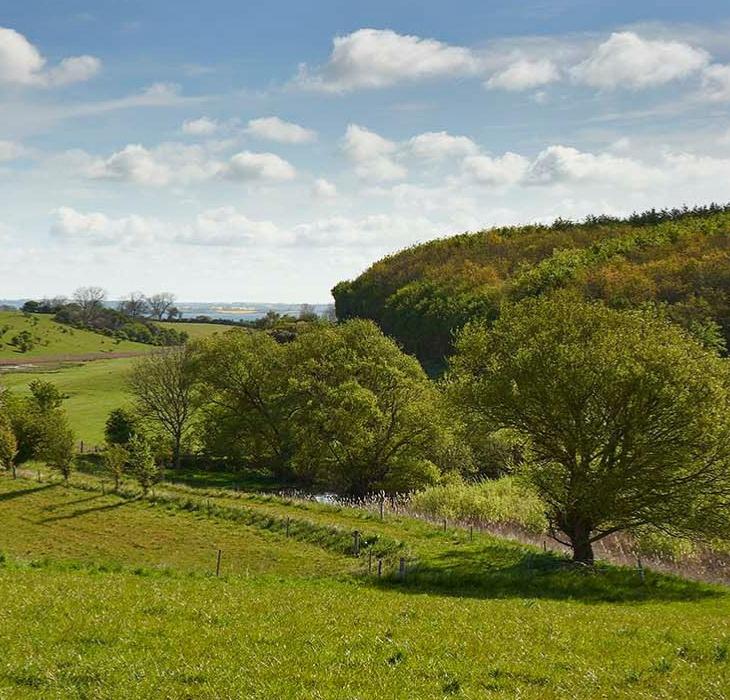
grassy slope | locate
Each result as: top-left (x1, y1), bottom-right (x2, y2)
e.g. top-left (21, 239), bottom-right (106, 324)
top-left (1, 358), bottom-right (134, 445)
top-left (156, 321), bottom-right (235, 341)
top-left (0, 475), bottom-right (728, 699)
top-left (0, 311), bottom-right (148, 360)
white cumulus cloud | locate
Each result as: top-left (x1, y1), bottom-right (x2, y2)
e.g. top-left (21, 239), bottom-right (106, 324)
top-left (570, 32), bottom-right (708, 89)
top-left (296, 28), bottom-right (478, 92)
top-left (224, 151), bottom-right (297, 182)
top-left (486, 58), bottom-right (560, 91)
top-left (181, 117), bottom-right (220, 136)
top-left (0, 26), bottom-right (100, 86)
top-left (245, 116), bottom-right (317, 144)
top-left (342, 124), bottom-right (406, 181)
top-left (312, 178), bottom-right (338, 198)
top-left (407, 131), bottom-right (478, 160)
top-left (178, 206), bottom-right (280, 246)
top-left (462, 153), bottom-right (530, 186)
top-left (526, 144), bottom-right (660, 186)
top-left (51, 206), bottom-right (161, 246)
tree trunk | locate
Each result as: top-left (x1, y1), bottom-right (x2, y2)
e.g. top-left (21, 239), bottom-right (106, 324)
top-left (569, 520), bottom-right (594, 565)
top-left (173, 433), bottom-right (181, 470)
top-left (11, 464), bottom-right (16, 479)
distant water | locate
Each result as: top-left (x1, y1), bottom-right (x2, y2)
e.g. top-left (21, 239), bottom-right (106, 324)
top-left (0, 300), bottom-right (332, 322)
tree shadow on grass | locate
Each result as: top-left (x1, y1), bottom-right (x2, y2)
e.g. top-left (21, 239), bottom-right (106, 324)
top-left (372, 544), bottom-right (722, 604)
top-left (39, 499), bottom-right (132, 523)
top-left (0, 483), bottom-right (56, 502)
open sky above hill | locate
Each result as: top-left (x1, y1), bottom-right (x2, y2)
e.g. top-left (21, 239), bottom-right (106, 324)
top-left (2, 0), bottom-right (729, 301)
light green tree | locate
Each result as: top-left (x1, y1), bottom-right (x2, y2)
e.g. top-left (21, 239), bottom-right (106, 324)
top-left (0, 418), bottom-right (18, 479)
top-left (448, 293), bottom-right (730, 564)
top-left (127, 435), bottom-right (159, 495)
top-left (104, 443), bottom-right (129, 490)
top-left (287, 320), bottom-right (461, 496)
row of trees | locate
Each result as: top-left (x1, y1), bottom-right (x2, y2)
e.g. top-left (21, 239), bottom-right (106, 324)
top-left (24, 288), bottom-right (181, 322)
top-left (23, 288), bottom-right (187, 347)
top-left (125, 294), bottom-right (730, 564)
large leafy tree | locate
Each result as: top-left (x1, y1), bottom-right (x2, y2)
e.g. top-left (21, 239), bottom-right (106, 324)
top-left (448, 293), bottom-right (730, 563)
top-left (195, 331), bottom-right (295, 478)
top-left (129, 346), bottom-right (200, 468)
top-left (287, 320), bottom-right (457, 495)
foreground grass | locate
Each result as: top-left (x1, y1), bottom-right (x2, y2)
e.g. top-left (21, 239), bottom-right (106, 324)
top-left (0, 311), bottom-right (147, 360)
top-left (0, 563), bottom-right (728, 699)
top-left (1, 475), bottom-right (728, 698)
top-left (1, 358), bottom-right (134, 445)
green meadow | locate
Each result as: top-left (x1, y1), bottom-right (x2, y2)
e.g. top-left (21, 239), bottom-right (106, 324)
top-left (0, 474), bottom-right (728, 699)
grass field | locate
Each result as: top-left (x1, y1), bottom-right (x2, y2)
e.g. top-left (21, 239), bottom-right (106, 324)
top-left (1, 358), bottom-right (134, 445)
top-left (0, 474), bottom-right (728, 699)
top-left (157, 321), bottom-right (238, 341)
top-left (0, 311), bottom-right (148, 361)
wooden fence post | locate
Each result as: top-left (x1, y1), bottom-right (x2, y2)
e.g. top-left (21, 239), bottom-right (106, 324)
top-left (377, 559), bottom-right (383, 578)
top-left (216, 549), bottom-right (222, 577)
top-left (368, 549), bottom-right (373, 574)
top-left (353, 530), bottom-right (361, 557)
top-left (399, 557), bottom-right (406, 580)
top-left (443, 518), bottom-right (447, 532)
top-left (636, 555), bottom-right (645, 584)
top-left (79, 440), bottom-right (84, 454)
top-left (379, 497), bottom-right (384, 521)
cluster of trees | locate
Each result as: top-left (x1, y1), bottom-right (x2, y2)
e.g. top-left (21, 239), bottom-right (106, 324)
top-left (23, 288), bottom-right (187, 346)
top-left (0, 380), bottom-right (74, 481)
top-left (121, 320), bottom-right (467, 496)
top-left (333, 204), bottom-right (730, 371)
top-left (121, 294), bottom-right (730, 565)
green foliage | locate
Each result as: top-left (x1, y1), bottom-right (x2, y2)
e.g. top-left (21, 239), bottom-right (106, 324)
top-left (448, 293), bottom-right (730, 562)
top-left (333, 206), bottom-right (730, 370)
top-left (0, 416), bottom-right (18, 478)
top-left (104, 407), bottom-right (138, 445)
top-left (9, 329), bottom-right (36, 352)
top-left (126, 435), bottom-right (160, 494)
top-left (39, 413), bottom-right (75, 482)
top-left (104, 443), bottom-right (129, 489)
top-left (196, 321), bottom-right (466, 494)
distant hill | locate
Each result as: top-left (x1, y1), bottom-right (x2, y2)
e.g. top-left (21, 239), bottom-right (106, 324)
top-left (333, 204), bottom-right (730, 372)
top-left (0, 311), bottom-right (148, 362)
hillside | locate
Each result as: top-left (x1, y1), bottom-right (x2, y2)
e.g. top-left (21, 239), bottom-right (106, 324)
top-left (1, 473), bottom-right (728, 698)
top-left (333, 205), bottom-right (730, 371)
top-left (0, 311), bottom-right (148, 362)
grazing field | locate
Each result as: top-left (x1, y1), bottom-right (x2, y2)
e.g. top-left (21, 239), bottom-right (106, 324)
top-left (1, 358), bottom-right (134, 445)
top-left (156, 321), bottom-right (239, 341)
top-left (0, 311), bottom-right (147, 361)
top-left (0, 475), bottom-right (728, 699)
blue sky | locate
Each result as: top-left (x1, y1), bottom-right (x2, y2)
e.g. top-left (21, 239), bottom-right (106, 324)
top-left (1, 1), bottom-right (729, 301)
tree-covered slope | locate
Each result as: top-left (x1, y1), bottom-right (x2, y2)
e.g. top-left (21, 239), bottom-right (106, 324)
top-left (333, 205), bottom-right (730, 371)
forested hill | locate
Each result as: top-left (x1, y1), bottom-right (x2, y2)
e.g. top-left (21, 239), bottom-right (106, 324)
top-left (332, 204), bottom-right (730, 372)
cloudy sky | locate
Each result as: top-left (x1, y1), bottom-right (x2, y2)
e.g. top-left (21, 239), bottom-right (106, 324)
top-left (1, 1), bottom-right (729, 302)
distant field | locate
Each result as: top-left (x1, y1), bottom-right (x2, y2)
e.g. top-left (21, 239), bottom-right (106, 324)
top-left (1, 358), bottom-right (134, 445)
top-left (0, 475), bottom-right (728, 699)
top-left (0, 311), bottom-right (148, 361)
top-left (157, 321), bottom-right (240, 341)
